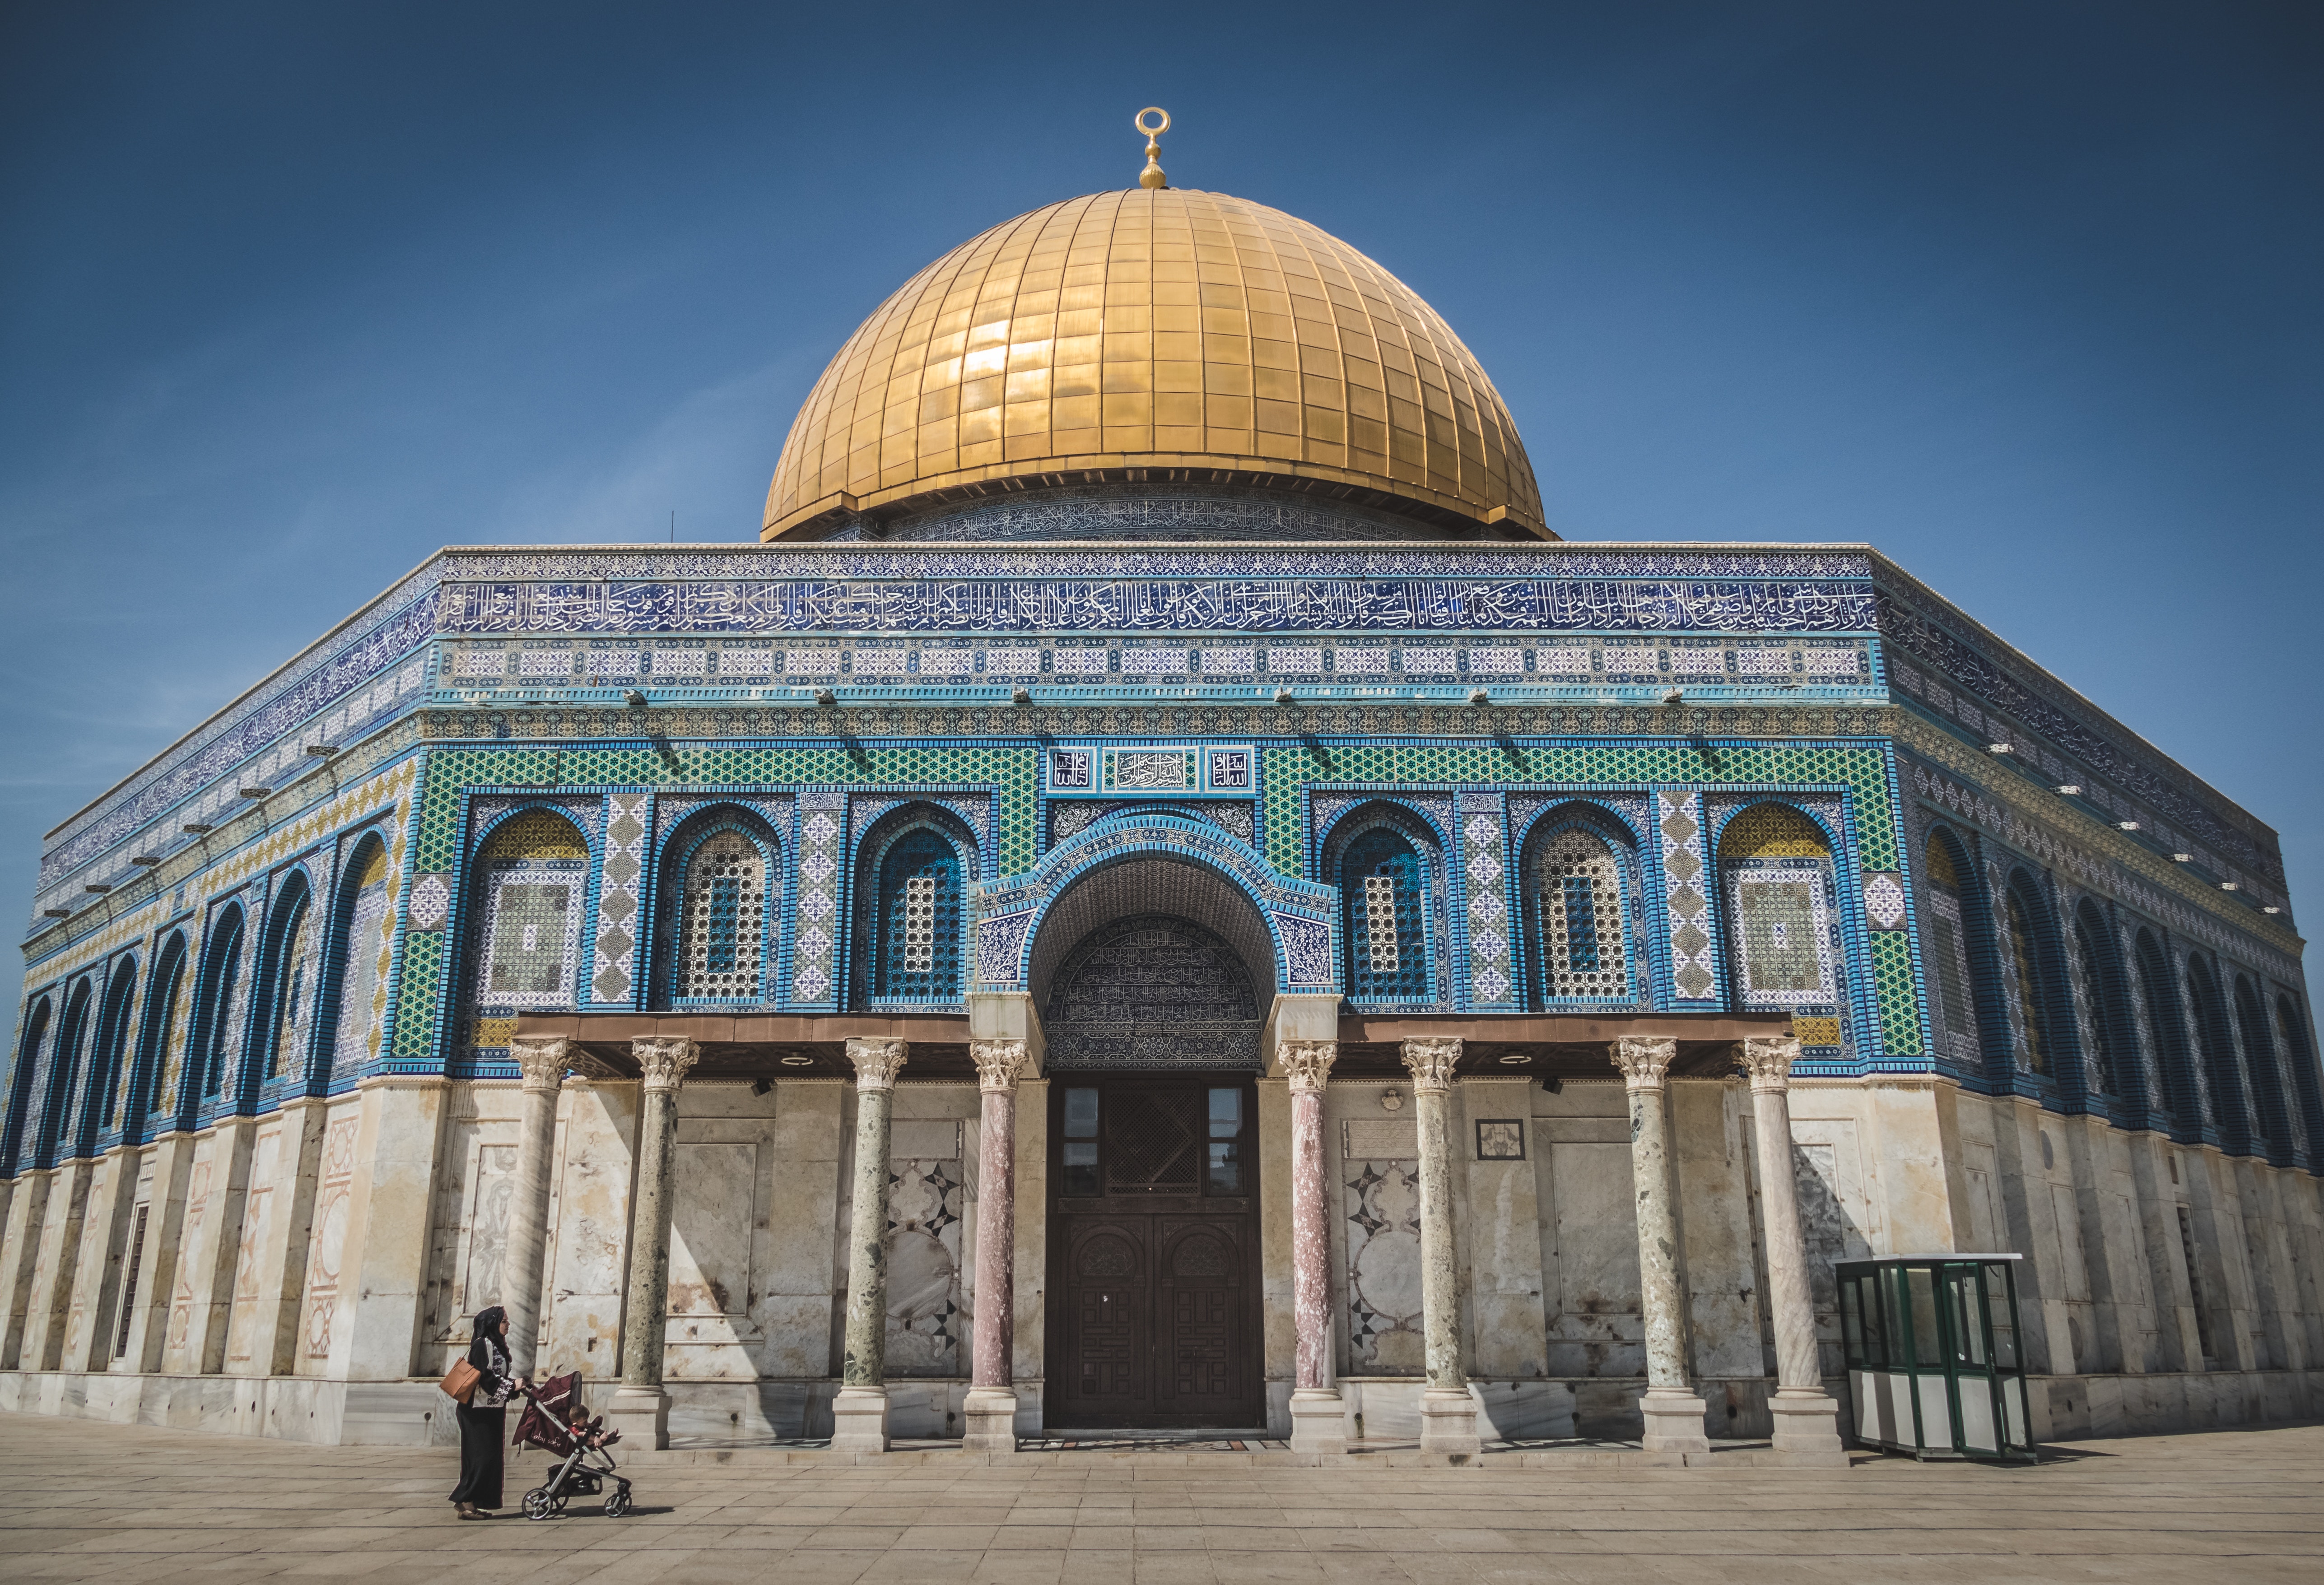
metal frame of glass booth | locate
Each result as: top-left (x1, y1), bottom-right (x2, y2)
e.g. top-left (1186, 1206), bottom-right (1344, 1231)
top-left (1836, 1254), bottom-right (2035, 1462)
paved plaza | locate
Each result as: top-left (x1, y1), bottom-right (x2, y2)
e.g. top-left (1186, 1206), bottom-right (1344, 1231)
top-left (1, 1414), bottom-right (2321, 1583)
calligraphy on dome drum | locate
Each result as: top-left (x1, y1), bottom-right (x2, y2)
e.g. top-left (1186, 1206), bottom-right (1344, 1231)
top-left (438, 574), bottom-right (1877, 637)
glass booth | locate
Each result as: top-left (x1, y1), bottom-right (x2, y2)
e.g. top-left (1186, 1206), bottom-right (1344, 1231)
top-left (1835, 1254), bottom-right (2035, 1462)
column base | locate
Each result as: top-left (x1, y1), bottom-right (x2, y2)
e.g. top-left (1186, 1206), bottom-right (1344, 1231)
top-left (1418, 1386), bottom-right (1481, 1458)
top-left (1637, 1387), bottom-right (1710, 1454)
top-left (829, 1384), bottom-right (890, 1453)
top-left (604, 1385), bottom-right (670, 1452)
top-left (1769, 1386), bottom-right (1848, 1461)
top-left (960, 1386), bottom-right (1018, 1453)
top-left (1288, 1387), bottom-right (1347, 1456)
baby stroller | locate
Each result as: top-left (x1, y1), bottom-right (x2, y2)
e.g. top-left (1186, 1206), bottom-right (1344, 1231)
top-left (513, 1371), bottom-right (633, 1520)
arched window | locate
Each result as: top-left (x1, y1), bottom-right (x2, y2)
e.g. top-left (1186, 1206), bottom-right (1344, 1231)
top-left (3, 995), bottom-right (53, 1174)
top-left (190, 905), bottom-right (247, 1101)
top-left (665, 824), bottom-right (774, 1002)
top-left (257, 876), bottom-right (317, 1083)
top-left (864, 826), bottom-right (966, 1004)
top-left (2273, 995), bottom-right (2324, 1166)
top-left (1338, 825), bottom-right (1431, 1004)
top-left (2233, 975), bottom-right (2291, 1165)
top-left (2070, 900), bottom-right (2137, 1112)
top-left (1719, 803), bottom-right (1847, 1057)
top-left (88, 958), bottom-right (139, 1136)
top-left (323, 839), bottom-right (394, 1088)
top-left (135, 933), bottom-right (190, 1126)
top-left (1920, 831), bottom-right (1985, 1067)
top-left (2184, 958), bottom-right (2249, 1153)
top-left (465, 810), bottom-right (591, 1056)
top-left (43, 979), bottom-right (93, 1159)
top-left (2133, 929), bottom-right (2198, 1126)
top-left (2000, 878), bottom-right (2055, 1078)
top-left (1523, 819), bottom-right (1633, 1004)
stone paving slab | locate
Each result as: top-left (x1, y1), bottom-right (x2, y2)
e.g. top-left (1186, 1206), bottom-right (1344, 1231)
top-left (0, 1411), bottom-right (2319, 1583)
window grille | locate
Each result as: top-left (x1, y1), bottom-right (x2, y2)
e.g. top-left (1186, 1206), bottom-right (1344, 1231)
top-left (675, 832), bottom-right (764, 999)
top-left (1363, 875), bottom-right (1399, 973)
top-left (1532, 827), bottom-right (1628, 1000)
top-left (2003, 888), bottom-right (2050, 1075)
top-left (874, 829), bottom-right (962, 1000)
top-left (1342, 827), bottom-right (1428, 1001)
top-left (904, 874), bottom-right (937, 973)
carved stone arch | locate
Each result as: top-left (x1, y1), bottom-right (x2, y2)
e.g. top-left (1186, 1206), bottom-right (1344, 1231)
top-left (652, 804), bottom-right (784, 1006)
top-left (2231, 972), bottom-right (2293, 1166)
top-left (978, 815), bottom-right (1337, 999)
top-left (2069, 896), bottom-right (2141, 1122)
top-left (84, 953), bottom-right (140, 1146)
top-left (2183, 954), bottom-right (2249, 1153)
top-left (3, 992), bottom-right (55, 1173)
top-left (130, 929), bottom-right (191, 1133)
top-left (186, 900), bottom-right (249, 1112)
top-left (2271, 990), bottom-right (2324, 1168)
top-left (1514, 800), bottom-right (1646, 1010)
top-left (1919, 822), bottom-right (2005, 1080)
top-left (39, 976), bottom-right (95, 1166)
top-left (852, 803), bottom-right (979, 1008)
top-left (2131, 925), bottom-right (2201, 1136)
top-left (248, 865), bottom-right (321, 1099)
top-left (1998, 866), bottom-right (2082, 1096)
top-left (315, 829), bottom-right (396, 1093)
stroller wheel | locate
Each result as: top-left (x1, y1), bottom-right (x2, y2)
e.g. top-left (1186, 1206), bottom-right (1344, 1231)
top-left (522, 1487), bottom-right (562, 1521)
top-left (603, 1487), bottom-right (632, 1518)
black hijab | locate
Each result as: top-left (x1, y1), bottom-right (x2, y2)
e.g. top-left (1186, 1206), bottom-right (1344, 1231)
top-left (471, 1306), bottom-right (508, 1344)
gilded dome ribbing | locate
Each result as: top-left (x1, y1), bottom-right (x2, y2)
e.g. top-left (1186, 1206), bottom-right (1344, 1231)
top-left (764, 188), bottom-right (1546, 539)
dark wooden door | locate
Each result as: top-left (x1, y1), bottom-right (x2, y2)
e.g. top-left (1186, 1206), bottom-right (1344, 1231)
top-left (1048, 1076), bottom-right (1262, 1428)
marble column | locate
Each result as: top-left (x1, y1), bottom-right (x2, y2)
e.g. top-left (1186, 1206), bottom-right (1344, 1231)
top-left (1281, 1039), bottom-right (1346, 1455)
top-left (606, 1036), bottom-right (698, 1450)
top-left (1739, 1035), bottom-right (1846, 1458)
top-left (1402, 1037), bottom-right (1479, 1456)
top-left (1612, 1036), bottom-right (1709, 1453)
top-left (504, 1036), bottom-right (570, 1379)
top-left (832, 1037), bottom-right (907, 1453)
top-left (963, 1039), bottom-right (1026, 1453)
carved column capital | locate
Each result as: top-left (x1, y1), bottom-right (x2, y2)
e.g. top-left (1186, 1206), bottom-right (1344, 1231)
top-left (510, 1036), bottom-right (573, 1093)
top-left (632, 1037), bottom-right (699, 1095)
top-left (845, 1037), bottom-right (909, 1091)
top-left (1611, 1036), bottom-right (1677, 1091)
top-left (1739, 1035), bottom-right (1800, 1091)
top-left (971, 1040), bottom-right (1028, 1093)
top-left (1399, 1038), bottom-right (1461, 1093)
top-left (1279, 1040), bottom-right (1337, 1095)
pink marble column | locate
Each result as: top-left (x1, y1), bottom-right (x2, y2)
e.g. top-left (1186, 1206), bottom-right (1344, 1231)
top-left (963, 1039), bottom-right (1027, 1452)
top-left (1281, 1039), bottom-right (1346, 1455)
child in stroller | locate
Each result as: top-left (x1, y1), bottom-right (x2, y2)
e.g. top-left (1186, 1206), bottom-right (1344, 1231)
top-left (512, 1371), bottom-right (633, 1520)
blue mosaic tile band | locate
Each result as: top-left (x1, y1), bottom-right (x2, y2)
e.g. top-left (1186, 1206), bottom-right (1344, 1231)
top-left (438, 576), bottom-right (1877, 638)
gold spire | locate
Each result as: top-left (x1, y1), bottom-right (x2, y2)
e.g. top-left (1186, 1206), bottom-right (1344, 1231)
top-left (1136, 107), bottom-right (1169, 190)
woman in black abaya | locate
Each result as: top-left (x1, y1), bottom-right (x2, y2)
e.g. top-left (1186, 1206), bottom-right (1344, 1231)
top-left (449, 1306), bottom-right (526, 1519)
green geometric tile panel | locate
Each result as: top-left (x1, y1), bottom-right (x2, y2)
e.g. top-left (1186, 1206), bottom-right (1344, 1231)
top-left (1869, 929), bottom-right (1924, 1056)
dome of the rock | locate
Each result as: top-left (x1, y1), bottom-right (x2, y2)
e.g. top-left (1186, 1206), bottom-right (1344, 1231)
top-left (763, 187), bottom-right (1546, 539)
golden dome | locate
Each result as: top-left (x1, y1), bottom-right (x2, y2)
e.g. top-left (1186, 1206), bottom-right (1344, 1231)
top-left (764, 187), bottom-right (1546, 539)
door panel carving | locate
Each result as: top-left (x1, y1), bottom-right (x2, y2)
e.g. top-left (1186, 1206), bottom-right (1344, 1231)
top-left (1048, 1075), bottom-right (1260, 1428)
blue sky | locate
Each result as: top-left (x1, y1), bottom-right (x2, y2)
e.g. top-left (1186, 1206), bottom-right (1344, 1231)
top-left (3, 1), bottom-right (2319, 1032)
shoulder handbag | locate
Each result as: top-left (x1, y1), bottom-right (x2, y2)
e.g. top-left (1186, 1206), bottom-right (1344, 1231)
top-left (439, 1357), bottom-right (481, 1405)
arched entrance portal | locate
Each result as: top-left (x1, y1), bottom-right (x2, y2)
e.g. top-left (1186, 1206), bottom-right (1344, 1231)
top-left (1034, 856), bottom-right (1273, 1429)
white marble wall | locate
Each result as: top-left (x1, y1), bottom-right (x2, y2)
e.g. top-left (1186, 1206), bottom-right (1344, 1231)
top-left (6, 1067), bottom-right (2324, 1447)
